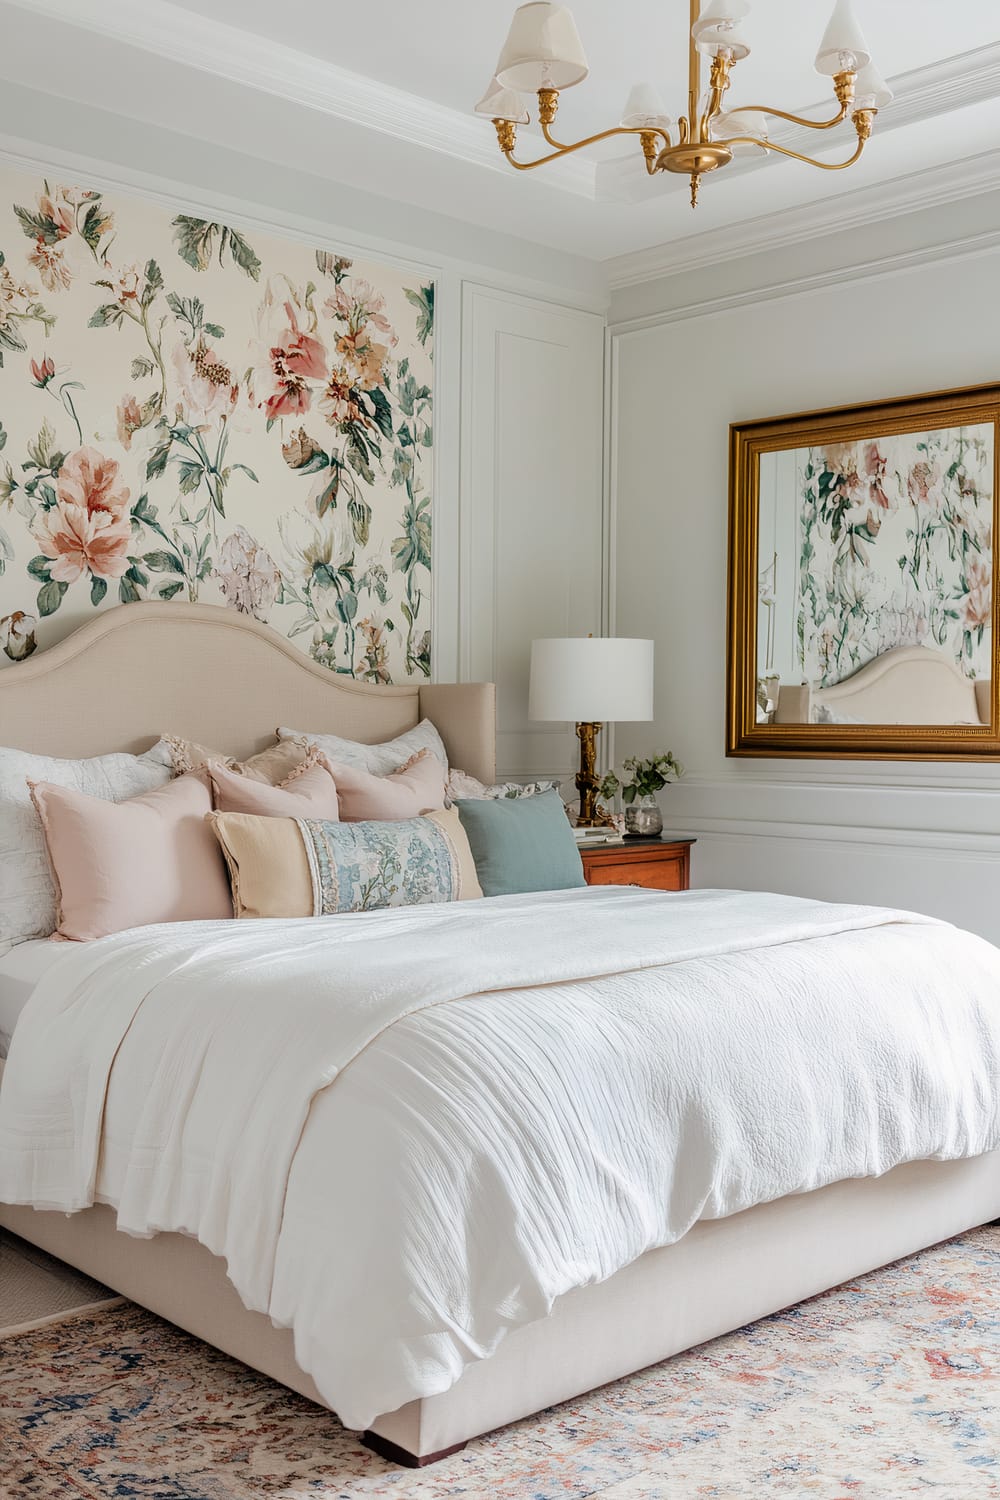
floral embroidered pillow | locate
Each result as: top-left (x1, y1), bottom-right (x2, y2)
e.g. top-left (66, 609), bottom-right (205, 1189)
top-left (164, 735), bottom-right (309, 784)
top-left (209, 805), bottom-right (481, 919)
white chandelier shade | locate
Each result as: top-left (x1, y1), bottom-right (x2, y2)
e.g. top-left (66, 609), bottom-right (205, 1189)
top-left (475, 76), bottom-right (530, 124)
top-left (852, 59), bottom-right (894, 110)
top-left (619, 83), bottom-right (673, 132)
top-left (814, 0), bottom-right (872, 77)
top-left (711, 109), bottom-right (769, 156)
top-left (495, 3), bottom-right (590, 94)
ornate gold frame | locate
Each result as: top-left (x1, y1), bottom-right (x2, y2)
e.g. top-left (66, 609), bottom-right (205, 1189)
top-left (727, 382), bottom-right (1000, 761)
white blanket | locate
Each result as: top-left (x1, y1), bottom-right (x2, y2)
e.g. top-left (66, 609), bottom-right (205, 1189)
top-left (2, 886), bottom-right (1000, 1429)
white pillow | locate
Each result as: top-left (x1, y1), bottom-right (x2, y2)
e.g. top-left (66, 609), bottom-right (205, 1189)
top-left (277, 718), bottom-right (448, 776)
top-left (0, 740), bottom-right (173, 951)
top-left (446, 768), bottom-right (563, 801)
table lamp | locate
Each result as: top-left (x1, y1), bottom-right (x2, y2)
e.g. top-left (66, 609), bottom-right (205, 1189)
top-left (529, 636), bottom-right (654, 825)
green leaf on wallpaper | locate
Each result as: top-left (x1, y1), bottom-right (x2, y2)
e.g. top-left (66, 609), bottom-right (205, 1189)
top-left (224, 227), bottom-right (262, 281)
top-left (230, 463), bottom-right (259, 483)
top-left (348, 497), bottom-right (371, 548)
top-left (80, 201), bottom-right (106, 254)
top-left (158, 581), bottom-right (185, 601)
top-left (404, 284), bottom-right (434, 347)
top-left (335, 591), bottom-right (358, 625)
top-left (204, 322), bottom-right (225, 339)
top-left (346, 426), bottom-right (375, 485)
top-left (130, 357), bottom-right (155, 380)
top-left (14, 204), bottom-right (63, 246)
top-left (0, 322), bottom-right (26, 355)
top-left (26, 555), bottom-right (51, 582)
top-left (26, 419), bottom-right (56, 470)
top-left (141, 259), bottom-right (164, 307)
top-left (367, 386), bottom-right (394, 441)
top-left (0, 421), bottom-right (6, 453)
top-left (146, 443), bottom-right (171, 481)
top-left (118, 575), bottom-right (140, 604)
top-left (143, 550), bottom-right (184, 574)
top-left (176, 460), bottom-right (203, 496)
top-left (36, 580), bottom-right (64, 617)
top-left (90, 577), bottom-right (108, 607)
top-left (314, 461), bottom-right (341, 517)
top-left (171, 216), bottom-right (262, 281)
top-left (126, 562), bottom-right (149, 589)
top-left (89, 303), bottom-right (125, 329)
top-left (36, 482), bottom-right (57, 509)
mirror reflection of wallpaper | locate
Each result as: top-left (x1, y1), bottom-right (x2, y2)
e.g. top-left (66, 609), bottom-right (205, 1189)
top-left (759, 426), bottom-right (993, 689)
top-left (0, 166), bottom-right (434, 679)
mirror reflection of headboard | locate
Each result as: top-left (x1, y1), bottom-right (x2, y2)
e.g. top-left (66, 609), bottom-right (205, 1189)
top-left (775, 646), bottom-right (990, 728)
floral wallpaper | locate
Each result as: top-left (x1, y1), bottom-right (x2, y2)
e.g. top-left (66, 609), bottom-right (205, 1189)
top-left (798, 425), bottom-right (993, 686)
top-left (0, 165), bottom-right (434, 679)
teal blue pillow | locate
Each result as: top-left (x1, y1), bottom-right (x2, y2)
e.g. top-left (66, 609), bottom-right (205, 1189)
top-left (454, 790), bottom-right (585, 897)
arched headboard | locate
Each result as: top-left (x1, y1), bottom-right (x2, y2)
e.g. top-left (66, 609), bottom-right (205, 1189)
top-left (775, 645), bottom-right (989, 727)
top-left (0, 603), bottom-right (496, 784)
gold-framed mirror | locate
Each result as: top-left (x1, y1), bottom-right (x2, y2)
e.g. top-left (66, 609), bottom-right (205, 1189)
top-left (727, 382), bottom-right (1000, 760)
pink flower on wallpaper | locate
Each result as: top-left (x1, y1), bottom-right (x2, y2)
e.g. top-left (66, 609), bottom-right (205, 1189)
top-left (33, 447), bottom-right (133, 583)
top-left (318, 372), bottom-right (363, 428)
top-left (30, 356), bottom-right (55, 388)
top-left (907, 459), bottom-right (944, 509)
top-left (116, 394), bottom-right (143, 450)
top-left (28, 241), bottom-right (72, 293)
top-left (173, 338), bottom-right (238, 424)
top-left (963, 555), bottom-right (992, 629)
top-left (213, 525), bottom-right (280, 619)
top-left (113, 265), bottom-right (143, 306)
top-left (325, 279), bottom-right (396, 341)
top-left (256, 303), bottom-right (327, 421)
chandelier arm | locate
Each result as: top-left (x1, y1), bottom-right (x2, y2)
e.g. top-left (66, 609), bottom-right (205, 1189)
top-left (714, 134), bottom-right (869, 171)
top-left (502, 122), bottom-right (671, 170)
top-left (724, 101), bottom-right (850, 132)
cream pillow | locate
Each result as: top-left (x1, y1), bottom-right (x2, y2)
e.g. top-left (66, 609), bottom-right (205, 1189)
top-left (164, 735), bottom-right (309, 784)
top-left (30, 771), bottom-right (233, 941)
top-left (0, 740), bottom-right (173, 951)
top-left (210, 805), bottom-right (481, 919)
top-left (276, 718), bottom-right (448, 775)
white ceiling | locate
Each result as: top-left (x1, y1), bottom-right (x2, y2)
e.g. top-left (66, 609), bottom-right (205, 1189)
top-left (2, 0), bottom-right (999, 271)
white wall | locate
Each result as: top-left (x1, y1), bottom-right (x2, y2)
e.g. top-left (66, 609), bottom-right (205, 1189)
top-left (610, 234), bottom-right (1000, 944)
top-left (0, 97), bottom-right (608, 782)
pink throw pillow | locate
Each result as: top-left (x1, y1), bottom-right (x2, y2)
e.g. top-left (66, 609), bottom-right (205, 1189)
top-left (29, 771), bottom-right (233, 941)
top-left (324, 749), bottom-right (447, 822)
top-left (207, 755), bottom-right (340, 820)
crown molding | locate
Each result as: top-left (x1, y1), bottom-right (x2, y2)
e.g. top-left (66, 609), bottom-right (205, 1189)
top-left (1, 0), bottom-right (597, 198)
top-left (605, 147), bottom-right (1000, 291)
top-left (608, 222), bottom-right (1000, 336)
top-left (598, 41), bottom-right (1000, 206)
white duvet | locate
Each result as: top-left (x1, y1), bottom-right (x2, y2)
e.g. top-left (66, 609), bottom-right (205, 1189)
top-left (2, 886), bottom-right (1000, 1429)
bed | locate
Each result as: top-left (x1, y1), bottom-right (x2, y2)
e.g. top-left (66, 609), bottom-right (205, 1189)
top-left (774, 644), bottom-right (991, 726)
top-left (2, 601), bottom-right (1000, 1469)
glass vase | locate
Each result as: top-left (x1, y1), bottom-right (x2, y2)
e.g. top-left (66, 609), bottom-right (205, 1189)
top-left (624, 792), bottom-right (663, 839)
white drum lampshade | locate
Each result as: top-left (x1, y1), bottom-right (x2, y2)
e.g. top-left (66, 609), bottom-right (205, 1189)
top-left (495, 3), bottom-right (590, 93)
top-left (475, 76), bottom-right (530, 123)
top-left (852, 59), bottom-right (893, 109)
top-left (529, 637), bottom-right (654, 723)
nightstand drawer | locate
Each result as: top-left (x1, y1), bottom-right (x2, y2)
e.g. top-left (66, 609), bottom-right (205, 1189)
top-left (580, 839), bottom-right (693, 892)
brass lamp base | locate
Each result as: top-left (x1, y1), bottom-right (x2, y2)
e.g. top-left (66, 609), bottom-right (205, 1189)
top-left (575, 720), bottom-right (603, 826)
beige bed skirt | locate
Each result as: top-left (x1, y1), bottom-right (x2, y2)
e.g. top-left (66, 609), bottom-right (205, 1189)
top-left (4, 1150), bottom-right (1000, 1464)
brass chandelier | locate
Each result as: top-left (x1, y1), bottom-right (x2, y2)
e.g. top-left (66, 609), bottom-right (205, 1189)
top-left (476, 1), bottom-right (892, 208)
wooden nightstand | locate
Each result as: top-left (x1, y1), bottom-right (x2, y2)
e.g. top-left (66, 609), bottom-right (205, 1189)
top-left (580, 838), bottom-right (694, 892)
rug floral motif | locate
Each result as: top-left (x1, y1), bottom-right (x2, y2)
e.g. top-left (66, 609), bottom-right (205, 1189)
top-left (1, 1229), bottom-right (998, 1498)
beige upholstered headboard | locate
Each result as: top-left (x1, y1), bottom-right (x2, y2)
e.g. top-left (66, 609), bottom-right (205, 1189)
top-left (0, 603), bottom-right (497, 784)
top-left (775, 645), bottom-right (989, 727)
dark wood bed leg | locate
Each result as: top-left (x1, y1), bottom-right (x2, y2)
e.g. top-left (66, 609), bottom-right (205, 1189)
top-left (361, 1430), bottom-right (467, 1468)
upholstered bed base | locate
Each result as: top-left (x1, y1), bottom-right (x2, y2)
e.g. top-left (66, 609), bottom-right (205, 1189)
top-left (4, 1151), bottom-right (999, 1465)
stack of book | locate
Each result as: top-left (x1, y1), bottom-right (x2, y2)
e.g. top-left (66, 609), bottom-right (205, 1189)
top-left (571, 825), bottom-right (624, 850)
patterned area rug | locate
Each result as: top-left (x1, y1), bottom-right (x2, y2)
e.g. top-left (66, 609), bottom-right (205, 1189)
top-left (1, 1229), bottom-right (998, 1499)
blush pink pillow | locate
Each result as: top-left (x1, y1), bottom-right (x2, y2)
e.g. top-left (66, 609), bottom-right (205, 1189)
top-left (323, 748), bottom-right (447, 822)
top-left (207, 755), bottom-right (340, 820)
top-left (29, 771), bottom-right (233, 941)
